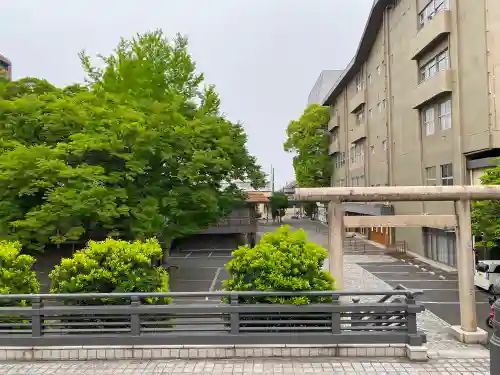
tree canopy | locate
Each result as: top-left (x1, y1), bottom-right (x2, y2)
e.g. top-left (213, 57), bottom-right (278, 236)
top-left (472, 164), bottom-right (500, 250)
top-left (0, 29), bottom-right (265, 251)
top-left (283, 104), bottom-right (331, 188)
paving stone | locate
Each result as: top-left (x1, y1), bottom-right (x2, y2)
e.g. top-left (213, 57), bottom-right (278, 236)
top-left (0, 358), bottom-right (490, 374)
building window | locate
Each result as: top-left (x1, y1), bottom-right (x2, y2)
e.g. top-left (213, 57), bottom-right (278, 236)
top-left (419, 0), bottom-right (450, 29)
top-left (422, 107), bottom-right (435, 136)
top-left (367, 74), bottom-right (372, 85)
top-left (382, 99), bottom-right (386, 109)
top-left (425, 166), bottom-right (437, 186)
top-left (423, 227), bottom-right (456, 267)
top-left (420, 49), bottom-right (449, 82)
top-left (441, 163), bottom-right (453, 185)
top-left (355, 66), bottom-right (365, 93)
top-left (382, 139), bottom-right (387, 151)
top-left (369, 108), bottom-right (373, 118)
top-left (371, 145), bottom-right (375, 154)
top-left (350, 142), bottom-right (364, 165)
top-left (333, 152), bottom-right (346, 169)
top-left (377, 65), bottom-right (381, 75)
top-left (378, 102), bottom-right (382, 113)
top-left (355, 107), bottom-right (364, 125)
top-left (439, 99), bottom-right (452, 130)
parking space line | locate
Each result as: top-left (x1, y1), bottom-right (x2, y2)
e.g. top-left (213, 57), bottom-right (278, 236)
top-left (171, 279), bottom-right (215, 282)
top-left (422, 301), bottom-right (490, 305)
top-left (382, 279), bottom-right (457, 282)
top-left (370, 271), bottom-right (430, 274)
top-left (184, 252), bottom-right (192, 258)
top-left (209, 252), bottom-right (213, 257)
top-left (169, 256), bottom-right (231, 260)
top-left (206, 268), bottom-right (222, 301)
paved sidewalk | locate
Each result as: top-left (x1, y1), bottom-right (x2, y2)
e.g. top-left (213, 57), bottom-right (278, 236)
top-left (0, 358), bottom-right (490, 374)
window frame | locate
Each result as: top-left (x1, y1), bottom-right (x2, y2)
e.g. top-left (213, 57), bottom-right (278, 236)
top-left (425, 166), bottom-right (437, 186)
top-left (419, 48), bottom-right (449, 83)
top-left (440, 163), bottom-right (453, 186)
top-left (419, 0), bottom-right (450, 29)
top-left (439, 99), bottom-right (452, 130)
top-left (422, 107), bottom-right (435, 136)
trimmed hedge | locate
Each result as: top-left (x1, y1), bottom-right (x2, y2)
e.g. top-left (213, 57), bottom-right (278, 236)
top-left (0, 241), bottom-right (40, 307)
top-left (223, 225), bottom-right (335, 305)
top-left (49, 238), bottom-right (170, 305)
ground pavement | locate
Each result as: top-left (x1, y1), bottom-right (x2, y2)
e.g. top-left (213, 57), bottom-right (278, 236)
top-left (0, 357), bottom-right (490, 374)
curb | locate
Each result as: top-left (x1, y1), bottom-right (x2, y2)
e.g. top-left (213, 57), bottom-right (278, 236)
top-left (0, 344), bottom-right (427, 362)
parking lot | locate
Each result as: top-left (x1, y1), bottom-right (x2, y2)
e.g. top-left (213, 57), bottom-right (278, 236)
top-left (357, 259), bottom-right (492, 332)
top-left (167, 249), bottom-right (232, 302)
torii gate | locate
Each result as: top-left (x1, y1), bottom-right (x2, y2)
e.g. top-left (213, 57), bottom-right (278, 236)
top-left (295, 185), bottom-right (500, 344)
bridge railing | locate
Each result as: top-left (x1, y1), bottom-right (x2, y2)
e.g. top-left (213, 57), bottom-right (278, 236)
top-left (0, 290), bottom-right (425, 347)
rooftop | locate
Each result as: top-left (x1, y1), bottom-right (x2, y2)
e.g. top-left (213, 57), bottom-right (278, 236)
top-left (323, 0), bottom-right (391, 105)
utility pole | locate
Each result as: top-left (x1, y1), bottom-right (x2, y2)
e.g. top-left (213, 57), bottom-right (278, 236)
top-left (271, 165), bottom-right (275, 193)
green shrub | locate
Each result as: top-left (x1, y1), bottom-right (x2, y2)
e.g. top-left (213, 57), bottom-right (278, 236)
top-left (0, 241), bottom-right (40, 307)
top-left (49, 238), bottom-right (170, 305)
top-left (223, 225), bottom-right (335, 305)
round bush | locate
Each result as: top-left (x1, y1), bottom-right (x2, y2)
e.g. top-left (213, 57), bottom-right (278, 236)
top-left (223, 225), bottom-right (335, 305)
top-left (49, 238), bottom-right (170, 305)
top-left (0, 241), bottom-right (40, 307)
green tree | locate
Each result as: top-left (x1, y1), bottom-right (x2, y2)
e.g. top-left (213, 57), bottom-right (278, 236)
top-left (268, 192), bottom-right (289, 224)
top-left (472, 163), bottom-right (500, 250)
top-left (0, 30), bottom-right (265, 251)
top-left (283, 104), bottom-right (331, 188)
top-left (223, 225), bottom-right (335, 305)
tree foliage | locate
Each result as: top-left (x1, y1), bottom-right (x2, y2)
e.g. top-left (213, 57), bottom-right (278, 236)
top-left (472, 164), bottom-right (500, 250)
top-left (49, 238), bottom-right (170, 305)
top-left (0, 241), bottom-right (40, 306)
top-left (268, 192), bottom-right (288, 223)
top-left (223, 225), bottom-right (335, 305)
top-left (0, 29), bottom-right (265, 250)
top-left (283, 104), bottom-right (331, 188)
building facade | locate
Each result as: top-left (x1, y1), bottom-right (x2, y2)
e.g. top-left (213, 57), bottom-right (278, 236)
top-left (0, 54), bottom-right (12, 80)
top-left (323, 0), bottom-right (500, 267)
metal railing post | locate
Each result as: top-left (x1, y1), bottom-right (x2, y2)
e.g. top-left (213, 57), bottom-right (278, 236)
top-left (130, 296), bottom-right (141, 336)
top-left (31, 296), bottom-right (42, 338)
top-left (230, 294), bottom-right (240, 334)
top-left (491, 300), bottom-right (500, 374)
top-left (331, 294), bottom-right (341, 334)
top-left (351, 296), bottom-right (361, 328)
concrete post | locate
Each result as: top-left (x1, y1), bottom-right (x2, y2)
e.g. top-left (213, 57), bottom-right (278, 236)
top-left (450, 200), bottom-right (487, 343)
top-left (328, 201), bottom-right (344, 290)
top-left (491, 300), bottom-right (500, 374)
top-left (455, 200), bottom-right (477, 332)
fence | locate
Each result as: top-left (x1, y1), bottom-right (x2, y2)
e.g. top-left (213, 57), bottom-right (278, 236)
top-left (0, 290), bottom-right (425, 347)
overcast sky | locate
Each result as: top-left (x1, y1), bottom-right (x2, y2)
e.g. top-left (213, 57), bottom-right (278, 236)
top-left (1, 0), bottom-right (373, 188)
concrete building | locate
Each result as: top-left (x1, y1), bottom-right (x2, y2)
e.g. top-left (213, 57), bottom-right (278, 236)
top-left (0, 54), bottom-right (12, 80)
top-left (323, 0), bottom-right (500, 267)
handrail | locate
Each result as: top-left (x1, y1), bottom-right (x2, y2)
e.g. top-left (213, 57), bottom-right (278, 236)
top-left (0, 289), bottom-right (423, 300)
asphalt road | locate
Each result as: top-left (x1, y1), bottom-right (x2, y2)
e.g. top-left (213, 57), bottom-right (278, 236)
top-left (357, 259), bottom-right (493, 333)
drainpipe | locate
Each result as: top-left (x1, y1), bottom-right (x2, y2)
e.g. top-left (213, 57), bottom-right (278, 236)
top-left (383, 6), bottom-right (394, 187)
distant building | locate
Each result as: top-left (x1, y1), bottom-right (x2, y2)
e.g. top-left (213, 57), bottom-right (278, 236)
top-left (0, 54), bottom-right (12, 80)
top-left (307, 70), bottom-right (343, 106)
